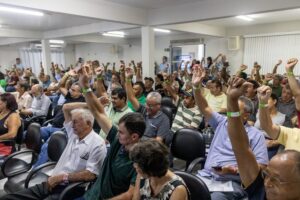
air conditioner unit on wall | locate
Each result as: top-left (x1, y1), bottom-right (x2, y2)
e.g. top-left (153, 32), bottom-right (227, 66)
top-left (227, 36), bottom-right (240, 50)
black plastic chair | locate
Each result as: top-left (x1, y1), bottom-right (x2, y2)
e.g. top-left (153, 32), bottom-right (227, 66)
top-left (1, 123), bottom-right (42, 193)
top-left (161, 96), bottom-right (177, 117)
top-left (174, 171), bottom-right (211, 200)
top-left (161, 106), bottom-right (173, 127)
top-left (171, 128), bottom-right (206, 173)
top-left (24, 132), bottom-right (67, 189)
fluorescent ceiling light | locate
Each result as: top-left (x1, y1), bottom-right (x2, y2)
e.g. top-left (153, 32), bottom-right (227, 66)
top-left (0, 6), bottom-right (44, 16)
top-left (35, 44), bottom-right (62, 48)
top-left (236, 15), bottom-right (254, 21)
top-left (154, 28), bottom-right (171, 33)
top-left (102, 31), bottom-right (125, 38)
top-left (49, 40), bottom-right (64, 44)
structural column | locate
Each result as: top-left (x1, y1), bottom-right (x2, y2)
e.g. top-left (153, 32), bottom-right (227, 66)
top-left (141, 26), bottom-right (155, 78)
top-left (41, 40), bottom-right (51, 75)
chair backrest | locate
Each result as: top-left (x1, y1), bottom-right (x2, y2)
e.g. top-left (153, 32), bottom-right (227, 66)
top-left (25, 123), bottom-right (42, 153)
top-left (171, 128), bottom-right (206, 163)
top-left (174, 171), bottom-right (211, 200)
top-left (161, 106), bottom-right (173, 127)
top-left (48, 131), bottom-right (68, 162)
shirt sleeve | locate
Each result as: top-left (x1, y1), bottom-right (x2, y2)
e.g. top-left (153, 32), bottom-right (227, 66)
top-left (245, 171), bottom-right (266, 200)
top-left (249, 128), bottom-right (268, 165)
top-left (63, 121), bottom-right (74, 138)
top-left (106, 125), bottom-right (118, 144)
top-left (86, 141), bottom-right (107, 176)
top-left (156, 114), bottom-right (170, 139)
top-left (208, 112), bottom-right (225, 130)
top-left (277, 126), bottom-right (300, 147)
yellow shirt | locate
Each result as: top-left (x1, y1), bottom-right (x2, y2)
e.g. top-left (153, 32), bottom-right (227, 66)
top-left (277, 126), bottom-right (300, 151)
top-left (203, 88), bottom-right (227, 112)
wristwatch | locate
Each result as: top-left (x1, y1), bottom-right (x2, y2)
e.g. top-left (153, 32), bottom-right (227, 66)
top-left (62, 173), bottom-right (69, 184)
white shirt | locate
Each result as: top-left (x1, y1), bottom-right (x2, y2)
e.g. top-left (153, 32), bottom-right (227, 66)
top-left (28, 93), bottom-right (51, 116)
top-left (52, 121), bottom-right (107, 176)
top-left (14, 91), bottom-right (33, 110)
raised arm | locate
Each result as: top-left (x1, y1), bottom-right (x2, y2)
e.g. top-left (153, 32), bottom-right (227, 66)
top-left (63, 102), bottom-right (88, 123)
top-left (258, 85), bottom-right (280, 139)
top-left (272, 59), bottom-right (282, 74)
top-left (285, 58), bottom-right (300, 110)
top-left (226, 77), bottom-right (260, 187)
top-left (94, 67), bottom-right (108, 98)
top-left (78, 66), bottom-right (112, 134)
top-left (125, 67), bottom-right (140, 111)
top-left (192, 64), bottom-right (213, 120)
top-left (135, 62), bottom-right (142, 82)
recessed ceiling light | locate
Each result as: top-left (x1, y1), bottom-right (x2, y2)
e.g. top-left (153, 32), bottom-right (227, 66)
top-left (35, 44), bottom-right (62, 48)
top-left (102, 31), bottom-right (125, 38)
top-left (154, 28), bottom-right (171, 33)
top-left (0, 6), bottom-right (44, 16)
top-left (236, 15), bottom-right (254, 21)
top-left (49, 40), bottom-right (64, 44)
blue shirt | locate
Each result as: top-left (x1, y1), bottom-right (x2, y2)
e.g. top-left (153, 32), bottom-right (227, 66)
top-left (198, 112), bottom-right (268, 180)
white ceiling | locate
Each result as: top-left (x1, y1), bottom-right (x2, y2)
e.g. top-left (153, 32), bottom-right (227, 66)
top-left (0, 12), bottom-right (101, 31)
top-left (102, 0), bottom-right (202, 9)
top-left (200, 8), bottom-right (300, 27)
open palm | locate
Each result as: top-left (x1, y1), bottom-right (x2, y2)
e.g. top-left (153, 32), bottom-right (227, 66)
top-left (192, 64), bottom-right (205, 87)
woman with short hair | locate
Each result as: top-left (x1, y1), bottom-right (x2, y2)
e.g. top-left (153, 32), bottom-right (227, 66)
top-left (130, 139), bottom-right (189, 200)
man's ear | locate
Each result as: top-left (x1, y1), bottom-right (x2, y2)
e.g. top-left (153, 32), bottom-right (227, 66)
top-left (131, 133), bottom-right (140, 141)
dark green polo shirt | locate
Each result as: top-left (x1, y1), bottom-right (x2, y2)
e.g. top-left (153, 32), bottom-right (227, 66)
top-left (84, 125), bottom-right (136, 199)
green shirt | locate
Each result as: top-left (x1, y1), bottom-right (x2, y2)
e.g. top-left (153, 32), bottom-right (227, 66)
top-left (0, 79), bottom-right (7, 89)
top-left (128, 95), bottom-right (146, 111)
top-left (84, 126), bottom-right (137, 200)
top-left (270, 84), bottom-right (282, 98)
top-left (99, 103), bottom-right (132, 139)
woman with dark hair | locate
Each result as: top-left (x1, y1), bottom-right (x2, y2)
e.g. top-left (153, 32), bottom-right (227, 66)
top-left (130, 139), bottom-right (189, 200)
top-left (0, 93), bottom-right (21, 158)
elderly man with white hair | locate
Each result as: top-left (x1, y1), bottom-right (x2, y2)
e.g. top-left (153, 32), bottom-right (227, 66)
top-left (0, 107), bottom-right (107, 200)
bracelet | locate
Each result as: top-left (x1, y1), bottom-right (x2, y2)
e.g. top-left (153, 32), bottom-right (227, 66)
top-left (62, 173), bottom-right (69, 184)
top-left (126, 78), bottom-right (132, 83)
top-left (96, 76), bottom-right (103, 80)
top-left (193, 85), bottom-right (201, 90)
top-left (82, 87), bottom-right (92, 94)
top-left (287, 71), bottom-right (294, 76)
top-left (227, 112), bottom-right (241, 117)
top-left (259, 103), bottom-right (268, 108)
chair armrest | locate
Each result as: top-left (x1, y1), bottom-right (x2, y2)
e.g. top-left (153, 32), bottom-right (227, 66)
top-left (1, 149), bottom-right (36, 177)
top-left (42, 119), bottom-right (54, 127)
top-left (25, 161), bottom-right (56, 188)
top-left (26, 115), bottom-right (47, 124)
top-left (59, 181), bottom-right (91, 200)
top-left (186, 157), bottom-right (206, 173)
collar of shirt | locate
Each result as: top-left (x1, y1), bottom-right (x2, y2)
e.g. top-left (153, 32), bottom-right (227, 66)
top-left (74, 128), bottom-right (96, 145)
top-left (119, 145), bottom-right (128, 156)
top-left (113, 105), bottom-right (129, 113)
top-left (147, 111), bottom-right (162, 119)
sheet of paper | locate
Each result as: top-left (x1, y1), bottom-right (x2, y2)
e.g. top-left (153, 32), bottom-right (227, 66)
top-left (198, 176), bottom-right (234, 192)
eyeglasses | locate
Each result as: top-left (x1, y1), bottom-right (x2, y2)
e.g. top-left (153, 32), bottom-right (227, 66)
top-left (146, 103), bottom-right (159, 109)
top-left (262, 169), bottom-right (300, 186)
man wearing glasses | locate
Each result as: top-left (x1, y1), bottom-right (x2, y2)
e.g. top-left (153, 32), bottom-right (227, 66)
top-left (227, 76), bottom-right (300, 200)
top-left (125, 68), bottom-right (170, 143)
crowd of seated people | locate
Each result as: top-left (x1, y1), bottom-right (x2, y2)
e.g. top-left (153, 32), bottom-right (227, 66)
top-left (0, 53), bottom-right (299, 200)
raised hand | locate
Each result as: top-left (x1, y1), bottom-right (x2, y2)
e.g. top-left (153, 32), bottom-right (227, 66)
top-left (227, 77), bottom-right (252, 100)
top-left (240, 64), bottom-right (248, 71)
top-left (78, 65), bottom-right (91, 89)
top-left (257, 85), bottom-right (272, 104)
top-left (192, 64), bottom-right (205, 87)
top-left (95, 66), bottom-right (105, 76)
top-left (285, 58), bottom-right (298, 72)
top-left (125, 67), bottom-right (134, 79)
top-left (276, 59), bottom-right (282, 66)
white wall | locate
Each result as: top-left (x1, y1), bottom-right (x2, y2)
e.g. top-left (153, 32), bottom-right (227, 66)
top-left (0, 44), bottom-right (22, 71)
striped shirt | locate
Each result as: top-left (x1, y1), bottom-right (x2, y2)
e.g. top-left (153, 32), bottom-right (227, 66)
top-left (171, 101), bottom-right (203, 132)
